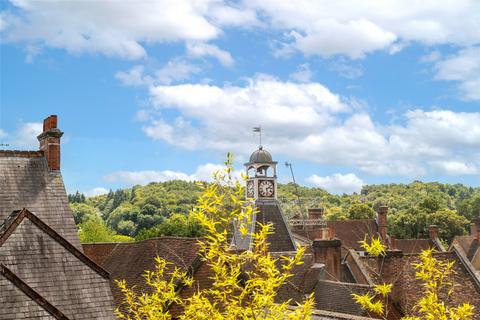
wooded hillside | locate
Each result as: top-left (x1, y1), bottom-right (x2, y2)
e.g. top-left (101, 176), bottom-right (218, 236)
top-left (69, 180), bottom-right (480, 243)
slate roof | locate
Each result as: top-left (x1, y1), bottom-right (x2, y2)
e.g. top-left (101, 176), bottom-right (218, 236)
top-left (255, 202), bottom-right (297, 252)
top-left (313, 280), bottom-right (372, 317)
top-left (0, 151), bottom-right (81, 250)
top-left (0, 209), bottom-right (115, 319)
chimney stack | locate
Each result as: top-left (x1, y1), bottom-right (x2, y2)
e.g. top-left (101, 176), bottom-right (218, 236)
top-left (377, 206), bottom-right (388, 244)
top-left (312, 238), bottom-right (341, 281)
top-left (37, 115), bottom-right (63, 171)
top-left (473, 219), bottom-right (480, 241)
top-left (308, 208), bottom-right (324, 220)
top-left (428, 225), bottom-right (439, 240)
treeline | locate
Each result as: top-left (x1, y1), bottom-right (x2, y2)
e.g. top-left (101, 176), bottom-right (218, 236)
top-left (69, 180), bottom-right (480, 243)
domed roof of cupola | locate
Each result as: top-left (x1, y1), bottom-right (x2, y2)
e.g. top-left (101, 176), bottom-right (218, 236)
top-left (249, 146), bottom-right (273, 163)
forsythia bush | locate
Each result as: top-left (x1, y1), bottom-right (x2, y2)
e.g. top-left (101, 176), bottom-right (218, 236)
top-left (115, 153), bottom-right (314, 320)
top-left (353, 237), bottom-right (474, 320)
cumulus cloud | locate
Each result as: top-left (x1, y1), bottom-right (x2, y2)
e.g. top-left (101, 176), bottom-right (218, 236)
top-left (116, 59), bottom-right (202, 87)
top-left (249, 0), bottom-right (480, 58)
top-left (3, 122), bottom-right (43, 150)
top-left (84, 187), bottom-right (109, 197)
top-left (1, 0), bottom-right (251, 59)
top-left (289, 63), bottom-right (313, 83)
top-left (186, 42), bottom-right (234, 67)
top-left (105, 163), bottom-right (241, 186)
top-left (139, 76), bottom-right (480, 177)
top-left (306, 173), bottom-right (364, 194)
top-left (434, 47), bottom-right (480, 101)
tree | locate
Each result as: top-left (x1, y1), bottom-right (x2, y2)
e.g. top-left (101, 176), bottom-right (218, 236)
top-left (352, 238), bottom-right (474, 320)
top-left (429, 209), bottom-right (469, 242)
top-left (115, 154), bottom-right (314, 319)
top-left (70, 203), bottom-right (101, 224)
top-left (348, 202), bottom-right (376, 220)
top-left (78, 217), bottom-right (134, 243)
top-left (325, 206), bottom-right (348, 220)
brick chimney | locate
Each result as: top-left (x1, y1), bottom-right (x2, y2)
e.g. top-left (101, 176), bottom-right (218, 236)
top-left (312, 238), bottom-right (341, 281)
top-left (37, 115), bottom-right (63, 171)
top-left (377, 206), bottom-right (388, 243)
top-left (472, 219), bottom-right (480, 241)
top-left (308, 208), bottom-right (324, 220)
top-left (428, 225), bottom-right (439, 240)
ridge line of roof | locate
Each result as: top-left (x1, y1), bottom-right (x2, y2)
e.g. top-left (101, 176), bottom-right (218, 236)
top-left (0, 208), bottom-right (111, 280)
top-left (0, 150), bottom-right (44, 158)
top-left (0, 264), bottom-right (70, 320)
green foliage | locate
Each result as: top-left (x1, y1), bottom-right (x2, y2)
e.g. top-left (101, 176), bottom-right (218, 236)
top-left (348, 202), bottom-right (376, 219)
top-left (115, 153), bottom-right (314, 319)
top-left (70, 180), bottom-right (480, 242)
top-left (70, 203), bottom-right (101, 224)
top-left (78, 217), bottom-right (134, 243)
top-left (136, 213), bottom-right (204, 241)
top-left (325, 206), bottom-right (348, 220)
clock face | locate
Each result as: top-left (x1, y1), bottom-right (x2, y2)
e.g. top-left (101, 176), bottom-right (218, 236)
top-left (246, 180), bottom-right (255, 198)
top-left (258, 180), bottom-right (274, 197)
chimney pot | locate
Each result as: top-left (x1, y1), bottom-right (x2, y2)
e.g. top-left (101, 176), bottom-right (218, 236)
top-left (377, 206), bottom-right (388, 244)
top-left (312, 239), bottom-right (341, 281)
top-left (37, 115), bottom-right (63, 171)
top-left (428, 225), bottom-right (439, 240)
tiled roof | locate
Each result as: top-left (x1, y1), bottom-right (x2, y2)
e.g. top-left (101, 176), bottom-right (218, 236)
top-left (0, 209), bottom-right (115, 319)
top-left (326, 219), bottom-right (378, 251)
top-left (0, 155), bottom-right (81, 249)
top-left (393, 239), bottom-right (434, 254)
top-left (359, 251), bottom-right (480, 319)
top-left (84, 237), bottom-right (203, 311)
top-left (451, 235), bottom-right (479, 260)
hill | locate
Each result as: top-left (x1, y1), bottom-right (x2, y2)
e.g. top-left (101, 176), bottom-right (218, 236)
top-left (69, 180), bottom-right (480, 243)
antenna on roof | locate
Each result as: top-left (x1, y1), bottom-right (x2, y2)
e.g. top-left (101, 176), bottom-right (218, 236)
top-left (252, 126), bottom-right (262, 148)
top-left (285, 161), bottom-right (305, 218)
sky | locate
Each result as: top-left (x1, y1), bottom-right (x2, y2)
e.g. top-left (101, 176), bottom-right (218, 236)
top-left (0, 0), bottom-right (479, 196)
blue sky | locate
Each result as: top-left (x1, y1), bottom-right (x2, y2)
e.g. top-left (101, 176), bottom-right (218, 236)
top-left (1, 1), bottom-right (479, 195)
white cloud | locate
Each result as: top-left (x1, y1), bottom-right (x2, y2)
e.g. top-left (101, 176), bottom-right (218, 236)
top-left (2, 0), bottom-right (247, 59)
top-left (104, 163), bottom-right (242, 186)
top-left (306, 173), bottom-right (364, 194)
top-left (249, 0), bottom-right (480, 58)
top-left (430, 161), bottom-right (478, 175)
top-left (0, 128), bottom-right (7, 139)
top-left (434, 47), bottom-right (480, 101)
top-left (289, 63), bottom-right (313, 83)
top-left (84, 187), bottom-right (109, 197)
top-left (329, 58), bottom-right (363, 79)
top-left (155, 59), bottom-right (202, 84)
top-left (7, 122), bottom-right (43, 149)
top-left (140, 76), bottom-right (480, 177)
top-left (186, 42), bottom-right (234, 67)
top-left (116, 59), bottom-right (201, 87)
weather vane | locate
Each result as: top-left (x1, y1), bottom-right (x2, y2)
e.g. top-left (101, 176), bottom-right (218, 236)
top-left (252, 126), bottom-right (262, 148)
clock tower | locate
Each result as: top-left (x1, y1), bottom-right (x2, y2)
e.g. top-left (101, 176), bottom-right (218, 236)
top-left (244, 146), bottom-right (277, 201)
top-left (232, 146), bottom-right (296, 253)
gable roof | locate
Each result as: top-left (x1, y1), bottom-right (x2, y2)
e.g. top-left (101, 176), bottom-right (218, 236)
top-left (83, 237), bottom-right (203, 311)
top-left (393, 239), bottom-right (435, 254)
top-left (357, 251), bottom-right (480, 319)
top-left (1, 264), bottom-right (68, 320)
top-left (0, 152), bottom-right (81, 249)
top-left (0, 209), bottom-right (115, 319)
